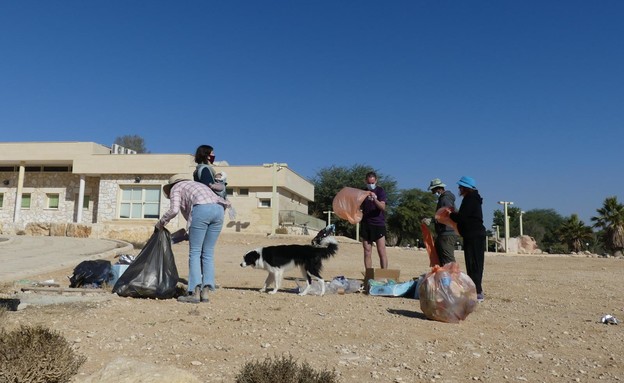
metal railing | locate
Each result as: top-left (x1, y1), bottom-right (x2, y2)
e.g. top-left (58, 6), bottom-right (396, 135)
top-left (279, 210), bottom-right (325, 231)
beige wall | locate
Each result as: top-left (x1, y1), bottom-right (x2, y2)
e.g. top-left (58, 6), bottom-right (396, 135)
top-left (0, 142), bottom-right (317, 238)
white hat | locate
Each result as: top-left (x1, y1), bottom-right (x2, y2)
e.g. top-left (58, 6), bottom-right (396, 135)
top-left (428, 178), bottom-right (446, 191)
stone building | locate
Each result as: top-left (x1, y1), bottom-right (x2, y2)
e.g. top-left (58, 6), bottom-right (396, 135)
top-left (0, 142), bottom-right (323, 242)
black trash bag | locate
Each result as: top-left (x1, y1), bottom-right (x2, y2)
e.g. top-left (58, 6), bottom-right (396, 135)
top-left (69, 259), bottom-right (112, 288)
top-left (113, 229), bottom-right (179, 299)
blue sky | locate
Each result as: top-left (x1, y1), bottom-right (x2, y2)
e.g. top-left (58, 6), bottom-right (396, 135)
top-left (1, 1), bottom-right (623, 227)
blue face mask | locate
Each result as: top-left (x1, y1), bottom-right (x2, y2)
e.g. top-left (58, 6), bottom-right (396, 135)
top-left (434, 192), bottom-right (441, 198)
top-left (366, 183), bottom-right (376, 190)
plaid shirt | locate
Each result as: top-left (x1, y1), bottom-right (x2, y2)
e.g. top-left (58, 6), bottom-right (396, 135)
top-left (158, 180), bottom-right (230, 228)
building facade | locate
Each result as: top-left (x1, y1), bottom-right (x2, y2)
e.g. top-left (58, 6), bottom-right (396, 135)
top-left (0, 142), bottom-right (323, 241)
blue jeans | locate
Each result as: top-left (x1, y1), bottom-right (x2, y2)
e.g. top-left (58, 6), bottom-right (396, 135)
top-left (187, 204), bottom-right (224, 292)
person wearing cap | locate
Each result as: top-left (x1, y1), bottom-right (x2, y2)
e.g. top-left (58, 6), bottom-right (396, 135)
top-left (424, 178), bottom-right (457, 265)
top-left (447, 176), bottom-right (487, 302)
top-left (156, 173), bottom-right (230, 303)
top-left (360, 171), bottom-right (388, 269)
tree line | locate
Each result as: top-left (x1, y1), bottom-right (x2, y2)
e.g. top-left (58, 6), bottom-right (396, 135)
top-left (309, 164), bottom-right (624, 256)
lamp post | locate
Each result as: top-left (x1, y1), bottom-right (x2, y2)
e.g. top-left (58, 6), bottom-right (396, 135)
top-left (263, 163), bottom-right (288, 234)
top-left (498, 201), bottom-right (514, 253)
top-left (492, 224), bottom-right (499, 253)
top-left (323, 210), bottom-right (333, 227)
top-left (519, 210), bottom-right (525, 237)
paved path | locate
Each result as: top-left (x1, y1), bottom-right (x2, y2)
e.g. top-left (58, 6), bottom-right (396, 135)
top-left (0, 236), bottom-right (133, 283)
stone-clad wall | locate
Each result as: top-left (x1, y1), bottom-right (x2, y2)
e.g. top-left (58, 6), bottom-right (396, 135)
top-left (0, 173), bottom-right (185, 244)
top-left (0, 172), bottom-right (99, 225)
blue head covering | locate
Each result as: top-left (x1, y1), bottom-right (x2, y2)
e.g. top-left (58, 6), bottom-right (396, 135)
top-left (457, 176), bottom-right (477, 189)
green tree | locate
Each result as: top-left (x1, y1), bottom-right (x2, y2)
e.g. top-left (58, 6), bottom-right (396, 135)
top-left (386, 188), bottom-right (436, 246)
top-left (591, 196), bottom-right (624, 256)
top-left (493, 206), bottom-right (522, 236)
top-left (556, 214), bottom-right (594, 253)
top-left (114, 135), bottom-right (148, 153)
top-left (309, 165), bottom-right (398, 239)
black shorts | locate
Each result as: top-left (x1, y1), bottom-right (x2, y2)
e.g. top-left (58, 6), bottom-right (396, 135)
top-left (361, 223), bottom-right (386, 243)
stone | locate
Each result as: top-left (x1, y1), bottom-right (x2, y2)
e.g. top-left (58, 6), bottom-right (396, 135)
top-left (77, 357), bottom-right (202, 383)
top-left (50, 223), bottom-right (67, 236)
top-left (24, 222), bottom-right (50, 236)
top-left (66, 224), bottom-right (92, 238)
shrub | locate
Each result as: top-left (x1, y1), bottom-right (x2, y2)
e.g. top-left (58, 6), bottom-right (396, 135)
top-left (0, 325), bottom-right (86, 383)
top-left (235, 354), bottom-right (339, 383)
top-left (275, 227), bottom-right (289, 235)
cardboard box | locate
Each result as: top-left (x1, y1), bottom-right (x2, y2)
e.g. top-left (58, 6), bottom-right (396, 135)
top-left (363, 268), bottom-right (400, 292)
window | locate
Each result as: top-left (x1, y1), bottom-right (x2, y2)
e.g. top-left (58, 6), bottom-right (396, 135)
top-left (238, 188), bottom-right (249, 196)
top-left (119, 186), bottom-right (161, 219)
top-left (46, 193), bottom-right (60, 209)
top-left (76, 194), bottom-right (90, 209)
top-left (21, 193), bottom-right (31, 209)
top-left (0, 193), bottom-right (3, 208)
top-left (226, 188), bottom-right (233, 197)
top-left (259, 198), bottom-right (271, 208)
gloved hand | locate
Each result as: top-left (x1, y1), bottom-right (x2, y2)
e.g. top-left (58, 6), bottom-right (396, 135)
top-left (421, 218), bottom-right (432, 225)
top-left (154, 222), bottom-right (164, 232)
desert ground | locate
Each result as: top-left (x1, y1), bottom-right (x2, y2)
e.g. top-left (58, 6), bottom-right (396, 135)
top-left (2, 232), bottom-right (624, 382)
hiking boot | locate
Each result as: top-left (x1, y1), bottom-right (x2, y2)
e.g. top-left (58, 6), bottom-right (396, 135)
top-left (200, 286), bottom-right (210, 303)
top-left (177, 286), bottom-right (200, 304)
top-left (477, 293), bottom-right (485, 302)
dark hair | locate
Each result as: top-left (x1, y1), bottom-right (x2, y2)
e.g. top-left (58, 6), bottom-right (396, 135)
top-left (194, 145), bottom-right (214, 164)
top-left (365, 171), bottom-right (377, 179)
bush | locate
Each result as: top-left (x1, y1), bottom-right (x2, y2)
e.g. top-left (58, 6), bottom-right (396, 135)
top-left (275, 227), bottom-right (289, 235)
top-left (0, 325), bottom-right (86, 383)
top-left (235, 354), bottom-right (339, 383)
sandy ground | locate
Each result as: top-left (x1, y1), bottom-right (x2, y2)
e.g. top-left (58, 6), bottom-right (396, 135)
top-left (2, 232), bottom-right (624, 382)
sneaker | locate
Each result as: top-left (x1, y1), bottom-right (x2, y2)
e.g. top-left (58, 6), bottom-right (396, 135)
top-left (477, 293), bottom-right (485, 302)
top-left (177, 286), bottom-right (200, 304)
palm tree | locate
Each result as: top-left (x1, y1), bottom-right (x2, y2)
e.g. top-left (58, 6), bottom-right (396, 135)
top-left (591, 196), bottom-right (624, 255)
top-left (557, 214), bottom-right (594, 253)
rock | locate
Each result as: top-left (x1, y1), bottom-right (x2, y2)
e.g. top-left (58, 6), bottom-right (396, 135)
top-left (66, 224), bottom-right (92, 238)
top-left (50, 223), bottom-right (68, 236)
top-left (24, 222), bottom-right (50, 236)
top-left (77, 357), bottom-right (202, 383)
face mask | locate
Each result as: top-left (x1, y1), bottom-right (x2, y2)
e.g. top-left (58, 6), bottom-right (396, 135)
top-left (434, 192), bottom-right (441, 198)
top-left (366, 183), bottom-right (376, 190)
top-left (208, 154), bottom-right (215, 164)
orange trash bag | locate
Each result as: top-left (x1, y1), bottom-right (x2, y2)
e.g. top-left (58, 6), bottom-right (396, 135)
top-left (421, 223), bottom-right (440, 267)
top-left (434, 207), bottom-right (459, 234)
top-left (418, 262), bottom-right (478, 323)
top-left (332, 187), bottom-right (369, 224)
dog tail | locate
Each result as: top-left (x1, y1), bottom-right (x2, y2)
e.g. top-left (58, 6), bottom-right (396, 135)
top-left (319, 243), bottom-right (338, 259)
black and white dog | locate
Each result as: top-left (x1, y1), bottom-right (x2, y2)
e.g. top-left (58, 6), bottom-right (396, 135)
top-left (240, 224), bottom-right (337, 296)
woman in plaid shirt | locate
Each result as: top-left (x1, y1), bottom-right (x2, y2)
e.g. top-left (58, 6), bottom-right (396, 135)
top-left (157, 174), bottom-right (230, 303)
